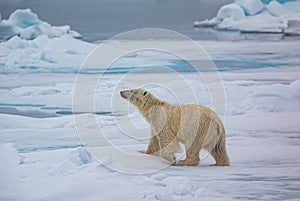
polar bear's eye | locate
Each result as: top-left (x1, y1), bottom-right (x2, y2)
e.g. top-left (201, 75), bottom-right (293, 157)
top-left (143, 91), bottom-right (147, 96)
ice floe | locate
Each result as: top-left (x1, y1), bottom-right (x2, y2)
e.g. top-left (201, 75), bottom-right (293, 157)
top-left (0, 34), bottom-right (95, 71)
top-left (194, 0), bottom-right (300, 35)
top-left (0, 9), bottom-right (81, 40)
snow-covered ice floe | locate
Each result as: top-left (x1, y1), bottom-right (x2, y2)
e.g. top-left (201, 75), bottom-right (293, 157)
top-left (0, 34), bottom-right (95, 71)
top-left (1, 69), bottom-right (300, 201)
top-left (194, 0), bottom-right (300, 35)
top-left (0, 9), bottom-right (81, 40)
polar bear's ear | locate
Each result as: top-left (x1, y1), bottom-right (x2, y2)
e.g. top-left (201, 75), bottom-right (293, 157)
top-left (143, 91), bottom-right (147, 96)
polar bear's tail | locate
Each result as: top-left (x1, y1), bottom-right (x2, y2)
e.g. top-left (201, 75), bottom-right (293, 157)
top-left (215, 126), bottom-right (226, 154)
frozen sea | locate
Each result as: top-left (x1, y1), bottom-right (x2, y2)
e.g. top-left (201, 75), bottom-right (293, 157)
top-left (1, 2), bottom-right (300, 201)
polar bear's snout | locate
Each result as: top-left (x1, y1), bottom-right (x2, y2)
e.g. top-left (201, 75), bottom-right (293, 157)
top-left (120, 90), bottom-right (133, 99)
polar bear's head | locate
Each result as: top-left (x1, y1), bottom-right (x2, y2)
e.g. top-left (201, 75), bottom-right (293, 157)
top-left (120, 88), bottom-right (163, 109)
top-left (120, 88), bottom-right (166, 125)
top-left (120, 88), bottom-right (150, 108)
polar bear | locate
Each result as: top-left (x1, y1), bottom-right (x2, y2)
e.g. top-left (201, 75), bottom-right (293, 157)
top-left (120, 88), bottom-right (230, 166)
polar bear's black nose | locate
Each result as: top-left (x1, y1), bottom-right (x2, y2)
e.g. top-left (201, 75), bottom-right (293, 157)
top-left (120, 91), bottom-right (125, 98)
top-left (120, 90), bottom-right (129, 99)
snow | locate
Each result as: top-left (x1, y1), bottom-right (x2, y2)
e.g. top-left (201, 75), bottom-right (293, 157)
top-left (193, 18), bottom-right (220, 28)
top-left (266, 1), bottom-right (294, 17)
top-left (284, 1), bottom-right (300, 12)
top-left (235, 0), bottom-right (264, 16)
top-left (1, 38), bottom-right (300, 200)
top-left (216, 3), bottom-right (246, 21)
top-left (0, 35), bottom-right (95, 71)
top-left (0, 9), bottom-right (81, 40)
top-left (194, 0), bottom-right (300, 34)
top-left (216, 11), bottom-right (286, 33)
top-left (241, 79), bottom-right (300, 112)
top-left (1, 9), bottom-right (300, 201)
top-left (7, 9), bottom-right (40, 28)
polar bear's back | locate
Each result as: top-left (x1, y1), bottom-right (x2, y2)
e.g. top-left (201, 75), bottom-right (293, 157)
top-left (174, 104), bottom-right (224, 151)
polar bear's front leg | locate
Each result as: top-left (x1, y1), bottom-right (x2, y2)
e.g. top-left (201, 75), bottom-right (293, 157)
top-left (140, 130), bottom-right (160, 156)
top-left (145, 135), bottom-right (160, 156)
top-left (158, 135), bottom-right (177, 165)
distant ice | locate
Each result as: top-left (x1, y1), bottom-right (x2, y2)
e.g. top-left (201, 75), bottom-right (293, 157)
top-left (0, 34), bottom-right (95, 71)
top-left (194, 0), bottom-right (300, 35)
top-left (0, 9), bottom-right (81, 40)
top-left (217, 3), bottom-right (246, 21)
top-left (266, 1), bottom-right (294, 17)
top-left (235, 0), bottom-right (264, 16)
top-left (0, 9), bottom-right (90, 72)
